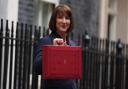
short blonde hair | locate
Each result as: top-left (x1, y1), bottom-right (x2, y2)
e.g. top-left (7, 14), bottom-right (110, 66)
top-left (49, 4), bottom-right (74, 33)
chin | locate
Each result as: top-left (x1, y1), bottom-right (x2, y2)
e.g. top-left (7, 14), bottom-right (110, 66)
top-left (60, 30), bottom-right (67, 33)
top-left (60, 28), bottom-right (68, 32)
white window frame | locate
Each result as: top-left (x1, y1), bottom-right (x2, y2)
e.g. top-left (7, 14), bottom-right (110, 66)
top-left (41, 0), bottom-right (59, 6)
top-left (99, 0), bottom-right (117, 41)
top-left (35, 0), bottom-right (59, 37)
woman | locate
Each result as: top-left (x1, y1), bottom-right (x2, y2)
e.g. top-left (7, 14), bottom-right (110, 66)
top-left (34, 4), bottom-right (78, 89)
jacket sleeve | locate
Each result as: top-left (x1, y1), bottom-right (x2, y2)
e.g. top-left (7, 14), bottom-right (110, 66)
top-left (33, 38), bottom-right (50, 75)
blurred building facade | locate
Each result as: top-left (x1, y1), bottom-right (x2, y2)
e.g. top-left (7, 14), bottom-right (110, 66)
top-left (60, 0), bottom-right (100, 42)
top-left (18, 0), bottom-right (59, 28)
top-left (0, 0), bottom-right (59, 30)
top-left (0, 0), bottom-right (128, 43)
top-left (0, 0), bottom-right (19, 22)
top-left (99, 0), bottom-right (128, 43)
top-left (60, 0), bottom-right (128, 43)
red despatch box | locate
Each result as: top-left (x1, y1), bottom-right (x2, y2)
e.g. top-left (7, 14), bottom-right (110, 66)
top-left (42, 45), bottom-right (82, 79)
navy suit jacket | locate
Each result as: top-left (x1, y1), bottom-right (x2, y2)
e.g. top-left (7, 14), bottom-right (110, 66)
top-left (34, 31), bottom-right (77, 89)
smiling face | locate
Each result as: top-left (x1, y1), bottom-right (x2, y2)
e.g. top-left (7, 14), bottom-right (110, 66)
top-left (49, 4), bottom-right (73, 34)
top-left (56, 12), bottom-right (71, 34)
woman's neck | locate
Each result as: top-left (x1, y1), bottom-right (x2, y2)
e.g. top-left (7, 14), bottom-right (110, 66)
top-left (56, 31), bottom-right (67, 40)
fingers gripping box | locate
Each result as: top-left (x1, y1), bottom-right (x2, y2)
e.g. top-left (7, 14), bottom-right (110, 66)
top-left (42, 45), bottom-right (82, 79)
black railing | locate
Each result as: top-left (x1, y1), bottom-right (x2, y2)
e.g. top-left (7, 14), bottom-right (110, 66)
top-left (81, 34), bottom-right (128, 89)
top-left (0, 19), bottom-right (128, 89)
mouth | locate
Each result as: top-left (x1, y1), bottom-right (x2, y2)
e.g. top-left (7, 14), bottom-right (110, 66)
top-left (61, 24), bottom-right (69, 29)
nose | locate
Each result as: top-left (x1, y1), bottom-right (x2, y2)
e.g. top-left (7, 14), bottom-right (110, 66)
top-left (62, 18), bottom-right (66, 23)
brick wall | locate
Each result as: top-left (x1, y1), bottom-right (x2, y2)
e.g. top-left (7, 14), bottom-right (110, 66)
top-left (18, 0), bottom-right (36, 24)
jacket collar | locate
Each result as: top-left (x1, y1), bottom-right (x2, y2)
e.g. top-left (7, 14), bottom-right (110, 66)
top-left (51, 31), bottom-right (62, 39)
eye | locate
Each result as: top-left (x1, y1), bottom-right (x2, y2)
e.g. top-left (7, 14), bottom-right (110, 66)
top-left (57, 13), bottom-right (63, 19)
top-left (57, 16), bottom-right (63, 19)
top-left (65, 16), bottom-right (70, 20)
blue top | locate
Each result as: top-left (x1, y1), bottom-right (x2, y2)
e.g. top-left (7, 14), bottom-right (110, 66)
top-left (34, 31), bottom-right (78, 89)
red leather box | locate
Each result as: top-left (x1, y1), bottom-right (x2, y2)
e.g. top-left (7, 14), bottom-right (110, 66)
top-left (42, 45), bottom-right (82, 79)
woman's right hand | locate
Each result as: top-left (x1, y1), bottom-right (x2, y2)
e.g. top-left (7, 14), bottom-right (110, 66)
top-left (53, 38), bottom-right (67, 46)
